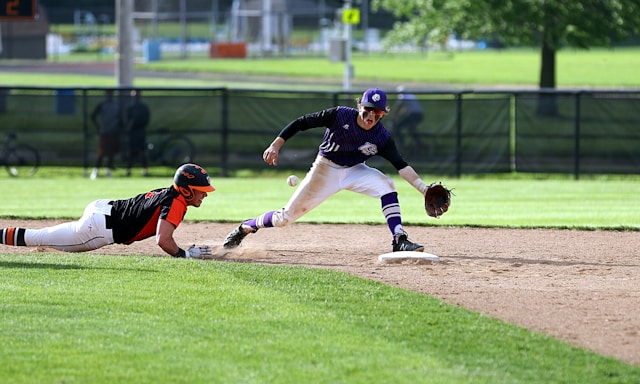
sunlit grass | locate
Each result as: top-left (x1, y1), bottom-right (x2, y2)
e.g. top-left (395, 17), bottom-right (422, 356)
top-left (1, 253), bottom-right (638, 383)
top-left (1, 169), bottom-right (638, 230)
top-left (1, 48), bottom-right (639, 88)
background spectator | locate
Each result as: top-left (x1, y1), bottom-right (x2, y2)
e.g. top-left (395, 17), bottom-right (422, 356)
top-left (125, 89), bottom-right (151, 177)
top-left (90, 90), bottom-right (122, 179)
top-left (390, 85), bottom-right (425, 155)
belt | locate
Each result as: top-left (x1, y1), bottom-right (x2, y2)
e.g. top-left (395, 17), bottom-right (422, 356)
top-left (318, 156), bottom-right (348, 168)
top-left (104, 201), bottom-right (114, 229)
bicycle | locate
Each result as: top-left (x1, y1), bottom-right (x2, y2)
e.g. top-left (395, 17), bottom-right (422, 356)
top-left (1, 132), bottom-right (40, 177)
top-left (146, 129), bottom-right (196, 167)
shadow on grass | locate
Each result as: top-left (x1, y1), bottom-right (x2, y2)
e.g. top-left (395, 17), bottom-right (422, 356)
top-left (0, 260), bottom-right (159, 273)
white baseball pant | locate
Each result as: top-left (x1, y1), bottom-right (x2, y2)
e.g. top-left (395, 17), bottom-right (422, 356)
top-left (270, 155), bottom-right (396, 227)
top-left (24, 199), bottom-right (115, 252)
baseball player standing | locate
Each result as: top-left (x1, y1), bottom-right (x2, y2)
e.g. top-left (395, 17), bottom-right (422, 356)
top-left (1, 163), bottom-right (214, 258)
top-left (223, 88), bottom-right (432, 252)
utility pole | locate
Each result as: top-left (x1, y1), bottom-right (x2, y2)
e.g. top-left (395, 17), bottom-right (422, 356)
top-left (180, 0), bottom-right (187, 58)
top-left (262, 0), bottom-right (272, 55)
top-left (342, 0), bottom-right (357, 91)
top-left (362, 0), bottom-right (369, 53)
top-left (116, 0), bottom-right (133, 87)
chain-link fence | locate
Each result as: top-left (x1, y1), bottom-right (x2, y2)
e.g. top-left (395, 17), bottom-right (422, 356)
top-left (1, 87), bottom-right (638, 178)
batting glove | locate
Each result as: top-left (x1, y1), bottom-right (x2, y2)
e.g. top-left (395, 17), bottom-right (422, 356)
top-left (186, 244), bottom-right (212, 258)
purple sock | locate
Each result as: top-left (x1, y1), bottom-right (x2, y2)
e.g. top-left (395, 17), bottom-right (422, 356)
top-left (381, 192), bottom-right (403, 235)
top-left (243, 210), bottom-right (275, 230)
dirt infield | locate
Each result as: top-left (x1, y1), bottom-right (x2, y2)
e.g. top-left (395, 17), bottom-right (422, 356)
top-left (2, 219), bottom-right (638, 366)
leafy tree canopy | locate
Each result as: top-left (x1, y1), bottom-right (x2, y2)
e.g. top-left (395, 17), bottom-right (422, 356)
top-left (372, 0), bottom-right (640, 90)
top-left (372, 0), bottom-right (640, 49)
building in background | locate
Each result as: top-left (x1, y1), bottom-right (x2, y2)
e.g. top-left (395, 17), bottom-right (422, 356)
top-left (0, 4), bottom-right (49, 59)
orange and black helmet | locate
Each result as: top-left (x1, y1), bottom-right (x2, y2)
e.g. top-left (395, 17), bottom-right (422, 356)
top-left (173, 163), bottom-right (215, 199)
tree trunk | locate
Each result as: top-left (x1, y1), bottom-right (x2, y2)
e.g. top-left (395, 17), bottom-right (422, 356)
top-left (537, 38), bottom-right (558, 115)
top-left (539, 40), bottom-right (556, 89)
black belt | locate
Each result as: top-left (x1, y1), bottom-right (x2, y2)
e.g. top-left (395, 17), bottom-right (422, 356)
top-left (105, 201), bottom-right (114, 229)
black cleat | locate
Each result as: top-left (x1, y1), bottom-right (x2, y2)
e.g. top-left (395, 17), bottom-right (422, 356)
top-left (392, 232), bottom-right (424, 252)
top-left (223, 224), bottom-right (256, 249)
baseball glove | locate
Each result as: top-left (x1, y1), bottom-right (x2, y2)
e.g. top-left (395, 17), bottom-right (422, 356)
top-left (424, 182), bottom-right (452, 218)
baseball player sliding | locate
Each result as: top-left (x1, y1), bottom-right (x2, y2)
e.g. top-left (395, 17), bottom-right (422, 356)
top-left (0, 164), bottom-right (214, 258)
top-left (224, 88), bottom-right (432, 253)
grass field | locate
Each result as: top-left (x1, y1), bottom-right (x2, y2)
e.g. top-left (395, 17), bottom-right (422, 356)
top-left (3, 252), bottom-right (638, 384)
top-left (0, 169), bottom-right (639, 229)
top-left (136, 48), bottom-right (640, 88)
top-left (2, 48), bottom-right (640, 89)
top-left (1, 49), bottom-right (639, 382)
top-left (1, 172), bottom-right (640, 382)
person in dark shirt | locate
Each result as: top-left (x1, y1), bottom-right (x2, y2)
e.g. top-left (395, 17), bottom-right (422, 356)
top-left (389, 86), bottom-right (425, 154)
top-left (90, 90), bottom-right (122, 179)
top-left (125, 89), bottom-right (151, 177)
top-left (0, 164), bottom-right (214, 258)
top-left (223, 88), bottom-right (435, 253)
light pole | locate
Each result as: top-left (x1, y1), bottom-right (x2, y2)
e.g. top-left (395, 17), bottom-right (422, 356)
top-left (342, 0), bottom-right (353, 91)
top-left (116, 0), bottom-right (133, 87)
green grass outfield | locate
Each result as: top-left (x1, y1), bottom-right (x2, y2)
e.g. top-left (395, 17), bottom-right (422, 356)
top-left (136, 48), bottom-right (640, 88)
top-left (1, 171), bottom-right (639, 383)
top-left (2, 48), bottom-right (639, 89)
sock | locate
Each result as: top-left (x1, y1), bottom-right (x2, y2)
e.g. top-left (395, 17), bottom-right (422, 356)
top-left (0, 227), bottom-right (27, 246)
top-left (381, 192), bottom-right (403, 238)
top-left (243, 210), bottom-right (275, 230)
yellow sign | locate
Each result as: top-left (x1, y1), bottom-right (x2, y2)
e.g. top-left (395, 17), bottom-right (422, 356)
top-left (342, 8), bottom-right (360, 24)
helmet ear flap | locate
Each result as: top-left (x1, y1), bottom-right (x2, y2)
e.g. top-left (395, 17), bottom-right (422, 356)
top-left (176, 184), bottom-right (193, 199)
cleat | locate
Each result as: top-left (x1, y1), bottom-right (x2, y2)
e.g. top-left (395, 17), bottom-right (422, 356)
top-left (223, 224), bottom-right (256, 249)
top-left (392, 232), bottom-right (424, 252)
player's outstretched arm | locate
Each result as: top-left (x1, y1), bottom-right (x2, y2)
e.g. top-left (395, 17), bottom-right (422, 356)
top-left (156, 219), bottom-right (182, 256)
top-left (398, 166), bottom-right (428, 195)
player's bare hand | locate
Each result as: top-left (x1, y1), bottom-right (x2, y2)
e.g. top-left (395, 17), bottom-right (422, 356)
top-left (263, 147), bottom-right (279, 166)
top-left (263, 137), bottom-right (285, 166)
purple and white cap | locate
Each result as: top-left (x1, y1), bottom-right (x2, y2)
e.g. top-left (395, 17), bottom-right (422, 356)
top-left (360, 88), bottom-right (387, 111)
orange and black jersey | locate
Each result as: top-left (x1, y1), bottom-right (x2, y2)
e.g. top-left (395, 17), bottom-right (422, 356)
top-left (108, 186), bottom-right (188, 244)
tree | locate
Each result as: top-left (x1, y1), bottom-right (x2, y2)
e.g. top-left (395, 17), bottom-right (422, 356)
top-left (372, 0), bottom-right (640, 90)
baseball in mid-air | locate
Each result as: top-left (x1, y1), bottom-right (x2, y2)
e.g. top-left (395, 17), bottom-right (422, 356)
top-left (287, 175), bottom-right (299, 187)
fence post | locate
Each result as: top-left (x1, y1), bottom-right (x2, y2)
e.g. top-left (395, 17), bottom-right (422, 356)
top-left (573, 91), bottom-right (581, 180)
top-left (82, 89), bottom-right (89, 177)
top-left (510, 93), bottom-right (517, 173)
top-left (221, 88), bottom-right (229, 177)
top-left (455, 92), bottom-right (463, 178)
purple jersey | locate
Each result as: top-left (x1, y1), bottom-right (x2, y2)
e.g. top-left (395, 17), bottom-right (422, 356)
top-left (279, 106), bottom-right (408, 169)
top-left (318, 106), bottom-right (391, 166)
